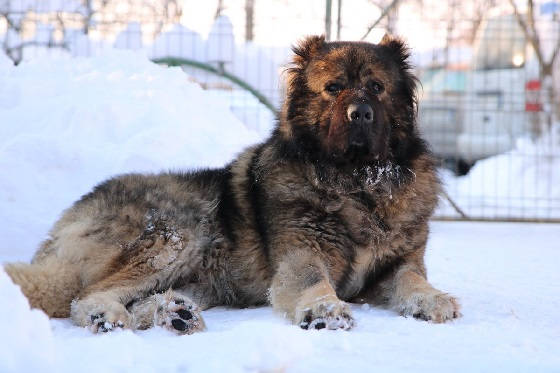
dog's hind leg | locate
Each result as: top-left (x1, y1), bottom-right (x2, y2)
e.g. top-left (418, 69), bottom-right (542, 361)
top-left (70, 227), bottom-right (204, 333)
top-left (70, 264), bottom-right (159, 332)
top-left (70, 260), bottom-right (165, 333)
top-left (71, 270), bottom-right (206, 334)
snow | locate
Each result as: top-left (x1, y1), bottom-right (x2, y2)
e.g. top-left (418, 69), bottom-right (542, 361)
top-left (148, 16), bottom-right (288, 107)
top-left (1, 222), bottom-right (559, 372)
top-left (0, 47), bottom-right (559, 372)
top-left (440, 125), bottom-right (560, 219)
top-left (0, 269), bottom-right (54, 371)
top-left (0, 49), bottom-right (260, 259)
top-left (0, 42), bottom-right (12, 66)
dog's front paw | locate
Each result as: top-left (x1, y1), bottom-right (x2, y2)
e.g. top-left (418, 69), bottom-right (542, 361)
top-left (154, 294), bottom-right (205, 335)
top-left (400, 291), bottom-right (461, 323)
top-left (296, 300), bottom-right (354, 330)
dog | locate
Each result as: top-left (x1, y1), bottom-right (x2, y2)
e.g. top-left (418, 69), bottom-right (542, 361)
top-left (4, 35), bottom-right (460, 334)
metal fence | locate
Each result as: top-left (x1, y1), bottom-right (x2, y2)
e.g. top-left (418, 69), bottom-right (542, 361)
top-left (1, 0), bottom-right (559, 221)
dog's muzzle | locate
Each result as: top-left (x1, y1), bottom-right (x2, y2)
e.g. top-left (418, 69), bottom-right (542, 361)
top-left (346, 103), bottom-right (374, 157)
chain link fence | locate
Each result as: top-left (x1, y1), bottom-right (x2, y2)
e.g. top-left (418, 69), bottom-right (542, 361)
top-left (2, 0), bottom-right (559, 221)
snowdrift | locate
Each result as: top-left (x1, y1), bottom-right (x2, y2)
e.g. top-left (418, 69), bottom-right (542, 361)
top-left (440, 125), bottom-right (560, 219)
top-left (0, 50), bottom-right (261, 259)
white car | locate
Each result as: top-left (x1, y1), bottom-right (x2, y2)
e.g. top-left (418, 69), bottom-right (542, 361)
top-left (457, 13), bottom-right (533, 162)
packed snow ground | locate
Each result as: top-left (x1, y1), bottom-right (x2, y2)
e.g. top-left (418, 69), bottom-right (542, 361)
top-left (439, 125), bottom-right (560, 219)
top-left (1, 50), bottom-right (559, 372)
top-left (1, 222), bottom-right (559, 372)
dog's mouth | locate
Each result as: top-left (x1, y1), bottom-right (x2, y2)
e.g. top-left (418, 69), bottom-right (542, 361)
top-left (325, 128), bottom-right (387, 164)
top-left (345, 139), bottom-right (371, 161)
top-left (344, 128), bottom-right (389, 163)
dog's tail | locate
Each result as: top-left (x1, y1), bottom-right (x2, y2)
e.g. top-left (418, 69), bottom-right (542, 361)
top-left (4, 261), bottom-right (80, 318)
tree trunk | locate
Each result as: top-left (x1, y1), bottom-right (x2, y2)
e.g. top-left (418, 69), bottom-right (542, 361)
top-left (336, 0), bottom-right (342, 40)
top-left (83, 0), bottom-right (93, 35)
top-left (325, 0), bottom-right (332, 41)
top-left (510, 0), bottom-right (560, 132)
top-left (245, 0), bottom-right (254, 42)
top-left (215, 0), bottom-right (224, 19)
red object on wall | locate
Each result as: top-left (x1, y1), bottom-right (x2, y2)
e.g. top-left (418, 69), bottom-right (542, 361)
top-left (525, 79), bottom-right (542, 112)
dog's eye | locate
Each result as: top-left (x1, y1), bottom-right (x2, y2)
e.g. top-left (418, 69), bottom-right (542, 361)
top-left (369, 81), bottom-right (384, 94)
top-left (325, 83), bottom-right (343, 94)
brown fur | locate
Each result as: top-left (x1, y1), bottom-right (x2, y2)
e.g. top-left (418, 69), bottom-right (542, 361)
top-left (4, 35), bottom-right (460, 334)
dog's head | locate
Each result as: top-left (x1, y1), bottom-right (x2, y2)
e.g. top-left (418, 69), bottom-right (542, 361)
top-left (279, 35), bottom-right (421, 167)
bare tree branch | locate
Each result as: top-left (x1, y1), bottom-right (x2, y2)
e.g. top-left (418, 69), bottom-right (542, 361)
top-left (467, 0), bottom-right (497, 44)
top-left (336, 0), bottom-right (342, 40)
top-left (1, 10), bottom-right (21, 31)
top-left (361, 0), bottom-right (400, 40)
top-left (550, 30), bottom-right (560, 68)
top-left (509, 0), bottom-right (560, 125)
top-left (441, 189), bottom-right (469, 219)
top-left (508, 0), bottom-right (546, 71)
top-left (215, 0), bottom-right (224, 19)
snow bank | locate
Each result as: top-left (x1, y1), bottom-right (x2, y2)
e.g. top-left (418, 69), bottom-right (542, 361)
top-left (0, 49), bottom-right (261, 260)
top-left (0, 269), bottom-right (54, 372)
top-left (1, 222), bottom-right (559, 372)
top-left (0, 48), bottom-right (12, 66)
top-left (440, 124), bottom-right (560, 219)
top-left (148, 16), bottom-right (289, 107)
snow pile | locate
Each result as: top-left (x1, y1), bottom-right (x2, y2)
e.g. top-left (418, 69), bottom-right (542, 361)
top-left (0, 269), bottom-right (55, 372)
top-left (2, 13), bottom-right (281, 138)
top-left (0, 48), bottom-right (11, 66)
top-left (0, 49), bottom-right (261, 260)
top-left (148, 16), bottom-right (289, 107)
top-left (440, 124), bottom-right (560, 219)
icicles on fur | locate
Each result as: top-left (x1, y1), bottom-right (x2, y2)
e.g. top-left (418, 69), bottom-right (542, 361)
top-left (312, 160), bottom-right (415, 199)
top-left (353, 162), bottom-right (416, 200)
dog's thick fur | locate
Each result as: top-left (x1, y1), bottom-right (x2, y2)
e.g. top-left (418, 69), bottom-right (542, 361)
top-left (5, 35), bottom-right (460, 334)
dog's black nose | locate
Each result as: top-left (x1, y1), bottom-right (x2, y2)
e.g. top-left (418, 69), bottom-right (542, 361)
top-left (347, 103), bottom-right (374, 125)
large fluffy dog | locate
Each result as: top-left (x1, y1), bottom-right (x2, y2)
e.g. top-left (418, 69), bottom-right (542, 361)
top-left (5, 35), bottom-right (460, 334)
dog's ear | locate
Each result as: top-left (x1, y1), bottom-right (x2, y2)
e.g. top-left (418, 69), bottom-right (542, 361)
top-left (380, 34), bottom-right (418, 125)
top-left (291, 35), bottom-right (326, 67)
top-left (379, 34), bottom-right (410, 65)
